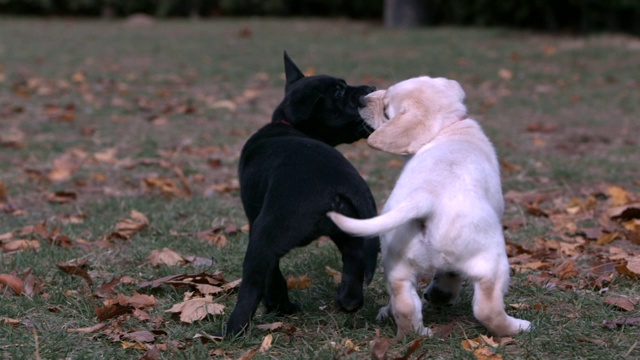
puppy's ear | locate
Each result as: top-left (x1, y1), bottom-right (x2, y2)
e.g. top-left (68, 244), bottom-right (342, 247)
top-left (445, 79), bottom-right (465, 102)
top-left (284, 51), bottom-right (305, 89)
top-left (368, 107), bottom-right (426, 155)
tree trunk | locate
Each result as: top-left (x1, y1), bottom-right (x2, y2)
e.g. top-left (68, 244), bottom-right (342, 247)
top-left (384, 0), bottom-right (427, 28)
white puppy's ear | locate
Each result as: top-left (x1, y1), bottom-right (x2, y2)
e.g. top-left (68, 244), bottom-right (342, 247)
top-left (445, 79), bottom-right (465, 102)
top-left (367, 107), bottom-right (426, 155)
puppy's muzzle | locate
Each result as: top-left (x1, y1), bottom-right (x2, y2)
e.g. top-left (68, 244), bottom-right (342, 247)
top-left (359, 86), bottom-right (376, 108)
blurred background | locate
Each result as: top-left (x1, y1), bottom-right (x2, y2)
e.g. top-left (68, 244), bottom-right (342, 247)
top-left (1, 0), bottom-right (639, 35)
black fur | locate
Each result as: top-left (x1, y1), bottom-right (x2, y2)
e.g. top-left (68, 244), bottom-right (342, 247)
top-left (223, 52), bottom-right (379, 336)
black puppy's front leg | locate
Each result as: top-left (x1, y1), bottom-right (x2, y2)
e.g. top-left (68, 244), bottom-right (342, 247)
top-left (264, 262), bottom-right (299, 315)
top-left (332, 234), bottom-right (366, 312)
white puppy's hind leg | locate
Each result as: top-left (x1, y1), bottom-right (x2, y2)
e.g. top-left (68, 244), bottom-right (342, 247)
top-left (388, 277), bottom-right (433, 338)
top-left (470, 260), bottom-right (531, 336)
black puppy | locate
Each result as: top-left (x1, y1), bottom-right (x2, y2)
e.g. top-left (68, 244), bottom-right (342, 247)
top-left (224, 53), bottom-right (379, 336)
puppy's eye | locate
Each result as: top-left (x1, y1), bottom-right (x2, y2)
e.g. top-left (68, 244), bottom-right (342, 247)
top-left (334, 86), bottom-right (345, 99)
top-left (383, 107), bottom-right (390, 120)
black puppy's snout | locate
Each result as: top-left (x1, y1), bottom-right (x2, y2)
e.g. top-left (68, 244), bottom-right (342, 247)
top-left (358, 95), bottom-right (368, 108)
top-left (366, 86), bottom-right (376, 93)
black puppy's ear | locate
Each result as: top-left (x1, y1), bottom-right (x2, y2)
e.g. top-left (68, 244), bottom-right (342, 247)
top-left (284, 51), bottom-right (305, 88)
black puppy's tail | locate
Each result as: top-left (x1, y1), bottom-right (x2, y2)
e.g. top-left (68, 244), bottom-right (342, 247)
top-left (331, 193), bottom-right (379, 284)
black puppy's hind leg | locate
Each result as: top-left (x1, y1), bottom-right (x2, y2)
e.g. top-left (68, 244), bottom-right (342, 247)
top-left (332, 233), bottom-right (366, 312)
top-left (224, 227), bottom-right (277, 336)
top-left (264, 261), bottom-right (299, 315)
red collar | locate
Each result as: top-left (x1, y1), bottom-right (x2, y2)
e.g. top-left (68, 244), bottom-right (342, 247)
top-left (275, 119), bottom-right (293, 126)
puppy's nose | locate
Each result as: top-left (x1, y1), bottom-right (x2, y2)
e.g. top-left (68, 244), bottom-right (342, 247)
top-left (358, 95), bottom-right (368, 108)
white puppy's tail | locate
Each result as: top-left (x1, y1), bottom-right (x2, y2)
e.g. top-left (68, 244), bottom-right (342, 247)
top-left (328, 200), bottom-right (431, 237)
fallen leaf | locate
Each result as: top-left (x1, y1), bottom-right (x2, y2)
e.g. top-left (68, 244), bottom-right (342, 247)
top-left (2, 239), bottom-right (40, 253)
top-left (112, 210), bottom-right (149, 239)
top-left (370, 336), bottom-right (398, 360)
top-left (396, 336), bottom-right (426, 360)
top-left (166, 294), bottom-right (224, 323)
top-left (286, 274), bottom-right (312, 289)
top-left (256, 322), bottom-right (283, 331)
top-left (149, 248), bottom-right (186, 266)
top-left (55, 259), bottom-right (93, 286)
top-left (95, 299), bottom-right (134, 321)
top-left (325, 266), bottom-right (342, 284)
top-left (0, 273), bottom-right (24, 294)
top-left (0, 180), bottom-right (6, 203)
top-left (596, 232), bottom-right (620, 245)
top-left (124, 330), bottom-right (155, 343)
top-left (139, 346), bottom-right (161, 360)
top-left (604, 296), bottom-right (636, 311)
top-left (608, 185), bottom-right (630, 206)
top-left (94, 276), bottom-right (133, 298)
top-left (601, 316), bottom-right (640, 329)
top-left (1, 317), bottom-right (21, 326)
top-left (197, 229), bottom-right (228, 248)
top-left (615, 257), bottom-right (640, 278)
top-left (67, 323), bottom-right (108, 333)
top-left (258, 333), bottom-right (273, 353)
top-left (193, 332), bottom-right (223, 344)
top-left (554, 259), bottom-right (579, 279)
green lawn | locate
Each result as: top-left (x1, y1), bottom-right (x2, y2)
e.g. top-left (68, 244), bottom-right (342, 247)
top-left (1, 18), bottom-right (639, 359)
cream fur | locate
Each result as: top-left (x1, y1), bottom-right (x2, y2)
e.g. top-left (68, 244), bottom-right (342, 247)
top-left (328, 76), bottom-right (531, 338)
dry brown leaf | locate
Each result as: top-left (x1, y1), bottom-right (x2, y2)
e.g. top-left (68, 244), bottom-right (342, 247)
top-left (0, 127), bottom-right (26, 148)
top-left (93, 148), bottom-right (118, 163)
top-left (473, 347), bottom-right (503, 360)
top-left (286, 274), bottom-right (312, 289)
top-left (0, 273), bottom-right (24, 294)
top-left (601, 316), bottom-right (640, 329)
top-left (0, 180), bottom-right (7, 203)
top-left (197, 229), bottom-right (228, 248)
top-left (623, 219), bottom-right (640, 233)
top-left (128, 292), bottom-right (156, 308)
top-left (113, 210), bottom-right (149, 239)
top-left (2, 239), bottom-right (40, 253)
top-left (67, 323), bottom-right (108, 333)
top-left (608, 185), bottom-right (630, 206)
top-left (258, 333), bottom-right (273, 353)
top-left (166, 294), bottom-right (224, 323)
top-left (615, 256), bottom-right (640, 278)
top-left (1, 317), bottom-right (21, 326)
top-left (139, 346), bottom-right (161, 360)
top-left (123, 330), bottom-right (155, 343)
top-left (370, 336), bottom-right (397, 360)
top-left (256, 322), bottom-right (284, 331)
top-left (149, 247), bottom-right (186, 266)
top-left (597, 231), bottom-right (620, 245)
top-left (499, 159), bottom-right (522, 173)
top-left (604, 296), bottom-right (636, 311)
top-left (94, 276), bottom-right (132, 298)
top-left (325, 266), bottom-right (342, 284)
top-left (555, 259), bottom-right (579, 280)
top-left (55, 260), bottom-right (93, 286)
top-left (95, 298), bottom-right (134, 321)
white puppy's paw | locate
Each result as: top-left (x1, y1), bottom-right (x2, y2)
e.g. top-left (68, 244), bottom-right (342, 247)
top-left (514, 319), bottom-right (532, 333)
top-left (419, 326), bottom-right (434, 337)
top-left (376, 305), bottom-right (392, 323)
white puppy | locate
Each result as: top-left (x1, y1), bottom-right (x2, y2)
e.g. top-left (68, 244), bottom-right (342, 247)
top-left (328, 76), bottom-right (531, 338)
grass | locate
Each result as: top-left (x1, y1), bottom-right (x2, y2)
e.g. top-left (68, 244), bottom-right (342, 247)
top-left (1, 17), bottom-right (640, 359)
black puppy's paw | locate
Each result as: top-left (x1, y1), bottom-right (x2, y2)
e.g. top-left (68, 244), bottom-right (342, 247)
top-left (335, 295), bottom-right (363, 313)
top-left (423, 287), bottom-right (456, 308)
top-left (265, 301), bottom-right (300, 316)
